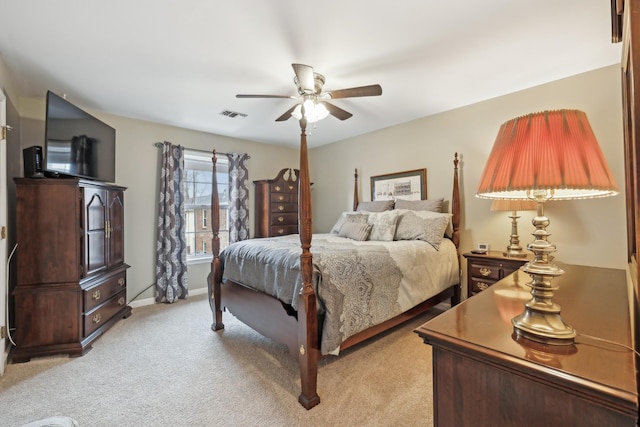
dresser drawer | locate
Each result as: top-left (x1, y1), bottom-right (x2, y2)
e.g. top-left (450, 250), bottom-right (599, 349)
top-left (270, 182), bottom-right (297, 194)
top-left (270, 202), bottom-right (298, 213)
top-left (469, 263), bottom-right (500, 281)
top-left (270, 193), bottom-right (297, 204)
top-left (270, 212), bottom-right (298, 226)
top-left (270, 225), bottom-right (298, 236)
top-left (84, 271), bottom-right (127, 312)
top-left (84, 289), bottom-right (127, 336)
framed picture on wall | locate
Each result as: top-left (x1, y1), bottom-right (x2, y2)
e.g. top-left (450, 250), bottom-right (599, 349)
top-left (370, 168), bottom-right (427, 201)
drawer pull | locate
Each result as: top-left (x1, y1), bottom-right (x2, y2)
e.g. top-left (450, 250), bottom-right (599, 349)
top-left (278, 205), bottom-right (284, 211)
top-left (477, 282), bottom-right (489, 291)
top-left (92, 313), bottom-right (102, 324)
top-left (274, 185), bottom-right (281, 192)
top-left (118, 278), bottom-right (125, 286)
top-left (278, 216), bottom-right (284, 222)
top-left (277, 228), bottom-right (284, 234)
top-left (288, 185), bottom-right (294, 190)
top-left (278, 195), bottom-right (285, 201)
top-left (118, 297), bottom-right (125, 306)
top-left (92, 290), bottom-right (101, 300)
top-left (479, 268), bottom-right (492, 277)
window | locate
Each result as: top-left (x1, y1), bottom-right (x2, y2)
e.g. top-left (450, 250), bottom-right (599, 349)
top-left (184, 150), bottom-right (229, 264)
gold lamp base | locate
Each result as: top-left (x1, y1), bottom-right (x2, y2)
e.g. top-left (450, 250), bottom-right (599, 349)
top-left (511, 197), bottom-right (576, 346)
top-left (502, 211), bottom-right (529, 258)
top-left (503, 248), bottom-right (528, 258)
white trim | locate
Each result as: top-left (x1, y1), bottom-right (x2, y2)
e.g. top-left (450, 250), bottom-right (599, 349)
top-left (129, 287), bottom-right (208, 308)
top-left (0, 90), bottom-right (7, 376)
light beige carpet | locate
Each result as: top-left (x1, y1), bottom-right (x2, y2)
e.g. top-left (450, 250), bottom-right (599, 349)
top-left (0, 293), bottom-right (443, 426)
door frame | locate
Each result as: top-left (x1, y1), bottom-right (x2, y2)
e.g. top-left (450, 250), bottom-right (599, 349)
top-left (0, 89), bottom-right (8, 375)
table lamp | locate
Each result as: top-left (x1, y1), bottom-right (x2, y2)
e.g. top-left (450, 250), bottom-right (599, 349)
top-left (476, 109), bottom-right (619, 345)
top-left (491, 199), bottom-right (537, 258)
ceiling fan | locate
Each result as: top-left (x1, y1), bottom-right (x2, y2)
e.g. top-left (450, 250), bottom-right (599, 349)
top-left (236, 63), bottom-right (382, 122)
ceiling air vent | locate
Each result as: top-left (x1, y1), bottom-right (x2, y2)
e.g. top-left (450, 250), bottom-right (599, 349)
top-left (220, 110), bottom-right (247, 119)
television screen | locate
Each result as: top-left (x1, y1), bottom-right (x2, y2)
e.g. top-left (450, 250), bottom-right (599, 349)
top-left (44, 91), bottom-right (116, 183)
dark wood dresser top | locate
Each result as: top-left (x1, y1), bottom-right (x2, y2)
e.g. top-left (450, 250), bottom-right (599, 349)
top-left (416, 263), bottom-right (638, 412)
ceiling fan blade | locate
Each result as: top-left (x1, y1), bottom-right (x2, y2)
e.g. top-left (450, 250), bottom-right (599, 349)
top-left (292, 63), bottom-right (315, 93)
top-left (326, 84), bottom-right (382, 99)
top-left (322, 102), bottom-right (353, 121)
top-left (236, 94), bottom-right (294, 99)
top-left (275, 104), bottom-right (297, 122)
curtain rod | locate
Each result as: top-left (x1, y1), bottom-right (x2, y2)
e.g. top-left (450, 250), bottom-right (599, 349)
top-left (153, 142), bottom-right (250, 159)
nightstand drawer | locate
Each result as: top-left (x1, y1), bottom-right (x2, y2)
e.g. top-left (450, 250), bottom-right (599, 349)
top-left (463, 251), bottom-right (531, 296)
top-left (470, 277), bottom-right (496, 293)
top-left (469, 263), bottom-right (500, 281)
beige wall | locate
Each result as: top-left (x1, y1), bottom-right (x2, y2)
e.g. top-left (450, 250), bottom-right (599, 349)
top-left (310, 65), bottom-right (626, 296)
top-left (15, 97), bottom-right (300, 304)
top-left (3, 60), bottom-right (627, 304)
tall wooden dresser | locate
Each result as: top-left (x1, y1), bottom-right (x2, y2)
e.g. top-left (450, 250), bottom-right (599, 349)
top-left (253, 168), bottom-right (299, 238)
top-left (12, 178), bottom-right (131, 362)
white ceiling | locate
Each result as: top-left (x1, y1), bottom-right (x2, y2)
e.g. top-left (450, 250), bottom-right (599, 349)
top-left (0, 0), bottom-right (622, 149)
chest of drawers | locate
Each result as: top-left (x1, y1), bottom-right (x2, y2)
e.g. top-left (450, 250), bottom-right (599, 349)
top-left (254, 168), bottom-right (299, 238)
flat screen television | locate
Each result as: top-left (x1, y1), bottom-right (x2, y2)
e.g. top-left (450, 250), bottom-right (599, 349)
top-left (44, 90), bottom-right (116, 183)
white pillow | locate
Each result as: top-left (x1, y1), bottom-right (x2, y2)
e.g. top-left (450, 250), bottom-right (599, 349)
top-left (394, 209), bottom-right (452, 249)
top-left (356, 200), bottom-right (394, 212)
top-left (330, 212), bottom-right (369, 234)
top-left (338, 222), bottom-right (373, 241)
top-left (394, 198), bottom-right (444, 212)
top-left (366, 210), bottom-right (400, 241)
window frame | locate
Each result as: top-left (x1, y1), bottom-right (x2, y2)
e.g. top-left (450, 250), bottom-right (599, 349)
top-left (183, 150), bottom-right (229, 265)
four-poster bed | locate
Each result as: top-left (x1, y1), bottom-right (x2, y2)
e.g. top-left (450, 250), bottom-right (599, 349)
top-left (208, 116), bottom-right (461, 409)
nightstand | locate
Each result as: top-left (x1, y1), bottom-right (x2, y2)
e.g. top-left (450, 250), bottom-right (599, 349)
top-left (463, 251), bottom-right (531, 296)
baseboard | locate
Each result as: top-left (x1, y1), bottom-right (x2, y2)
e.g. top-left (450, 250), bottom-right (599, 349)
top-left (129, 287), bottom-right (208, 308)
top-left (1, 342), bottom-right (8, 376)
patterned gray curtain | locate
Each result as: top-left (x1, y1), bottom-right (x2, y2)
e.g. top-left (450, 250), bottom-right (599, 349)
top-left (156, 141), bottom-right (188, 303)
top-left (227, 153), bottom-right (250, 243)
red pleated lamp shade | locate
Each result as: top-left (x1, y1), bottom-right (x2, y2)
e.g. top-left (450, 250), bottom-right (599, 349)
top-left (490, 199), bottom-right (537, 212)
top-left (476, 110), bottom-right (619, 200)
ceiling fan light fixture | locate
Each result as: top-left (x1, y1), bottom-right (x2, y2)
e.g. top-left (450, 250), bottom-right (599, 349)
top-left (291, 99), bottom-right (330, 123)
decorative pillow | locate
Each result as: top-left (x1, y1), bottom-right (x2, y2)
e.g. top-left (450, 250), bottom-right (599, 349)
top-left (394, 198), bottom-right (444, 213)
top-left (356, 200), bottom-right (394, 212)
top-left (338, 222), bottom-right (373, 241)
top-left (394, 209), bottom-right (452, 249)
top-left (367, 210), bottom-right (400, 241)
top-left (330, 212), bottom-right (370, 234)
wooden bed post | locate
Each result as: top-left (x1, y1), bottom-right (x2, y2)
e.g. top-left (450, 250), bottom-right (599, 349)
top-left (296, 112), bottom-right (321, 409)
top-left (210, 150), bottom-right (224, 331)
top-left (353, 168), bottom-right (359, 211)
top-left (451, 152), bottom-right (461, 305)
